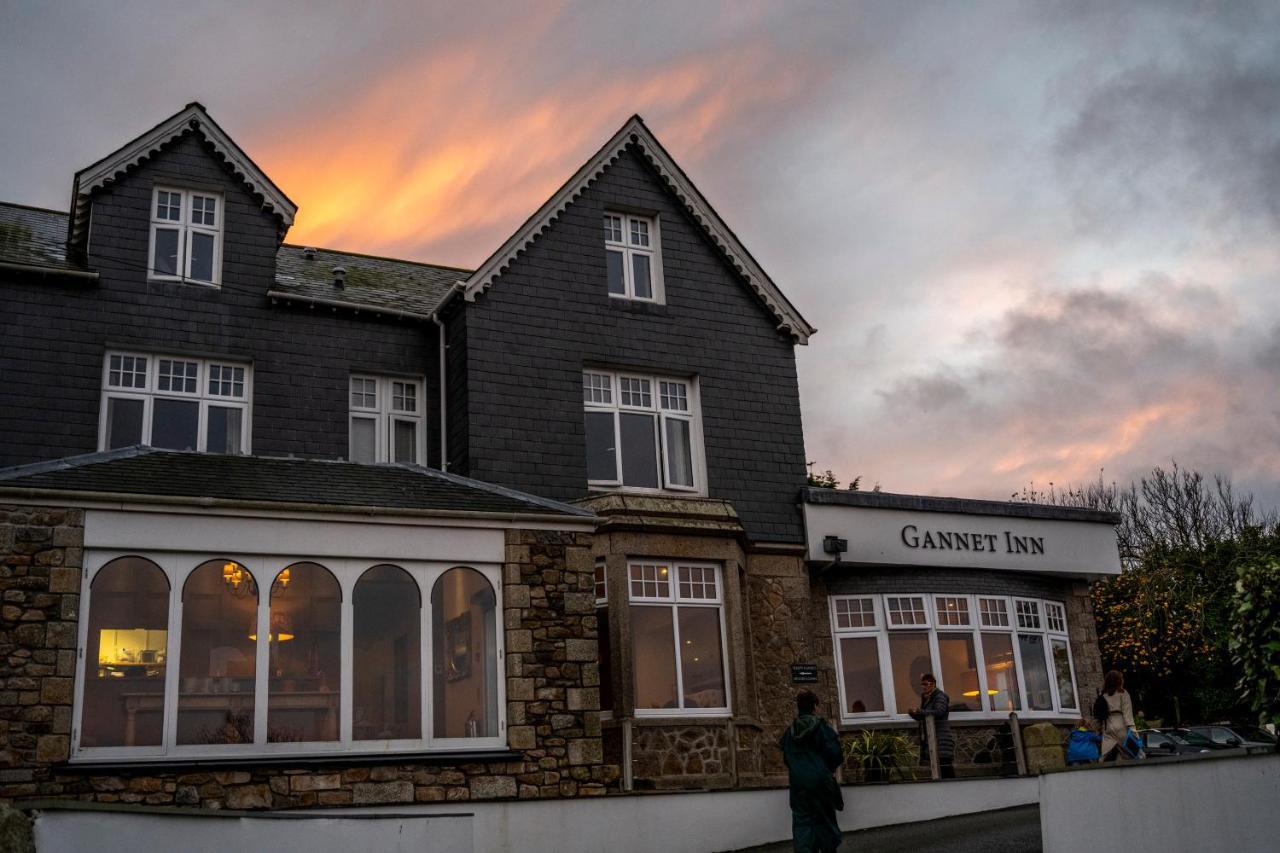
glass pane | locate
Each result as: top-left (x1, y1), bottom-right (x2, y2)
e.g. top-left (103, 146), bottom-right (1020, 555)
top-left (887, 631), bottom-right (933, 715)
top-left (151, 398), bottom-right (199, 450)
top-left (432, 568), bottom-right (498, 738)
top-left (81, 557), bottom-right (170, 748)
top-left (206, 406), bottom-right (242, 454)
top-left (606, 249), bottom-right (626, 295)
top-left (630, 605), bottom-right (677, 710)
top-left (268, 563), bottom-right (342, 742)
top-left (937, 633), bottom-right (980, 712)
top-left (1018, 634), bottom-right (1053, 711)
top-left (105, 397), bottom-right (144, 449)
top-left (981, 632), bottom-right (1021, 712)
top-left (678, 607), bottom-right (726, 709)
top-left (1051, 638), bottom-right (1077, 710)
top-left (177, 560), bottom-right (257, 745)
top-left (153, 228), bottom-right (179, 275)
top-left (839, 636), bottom-right (884, 714)
top-left (632, 254), bottom-right (652, 299)
top-left (351, 417), bottom-right (377, 464)
top-left (663, 417), bottom-right (693, 487)
top-left (354, 566), bottom-right (421, 740)
top-left (597, 606), bottom-right (613, 713)
top-left (585, 411), bottom-right (617, 481)
top-left (189, 231), bottom-right (215, 282)
top-left (619, 412), bottom-right (659, 488)
top-left (393, 419), bottom-right (417, 464)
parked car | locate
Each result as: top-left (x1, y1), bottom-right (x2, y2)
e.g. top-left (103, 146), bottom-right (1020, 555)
top-left (1139, 729), bottom-right (1214, 758)
top-left (1157, 728), bottom-right (1234, 750)
top-left (1187, 725), bottom-right (1278, 750)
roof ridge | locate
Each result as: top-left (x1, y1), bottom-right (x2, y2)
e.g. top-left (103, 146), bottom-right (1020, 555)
top-left (0, 445), bottom-right (155, 481)
top-left (280, 243), bottom-right (473, 274)
top-left (0, 201), bottom-right (69, 217)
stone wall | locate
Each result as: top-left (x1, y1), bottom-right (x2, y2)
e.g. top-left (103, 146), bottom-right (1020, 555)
top-left (0, 505), bottom-right (82, 799)
top-left (0, 512), bottom-right (620, 808)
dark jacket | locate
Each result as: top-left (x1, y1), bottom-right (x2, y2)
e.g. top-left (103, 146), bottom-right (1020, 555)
top-left (908, 688), bottom-right (955, 762)
top-left (779, 714), bottom-right (845, 852)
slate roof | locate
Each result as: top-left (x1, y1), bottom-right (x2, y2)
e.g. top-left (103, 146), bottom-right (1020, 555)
top-left (271, 244), bottom-right (467, 318)
top-left (0, 202), bottom-right (463, 316)
top-left (0, 203), bottom-right (91, 274)
top-left (0, 447), bottom-right (594, 519)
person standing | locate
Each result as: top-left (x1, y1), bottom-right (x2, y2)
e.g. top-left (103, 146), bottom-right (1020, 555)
top-left (909, 673), bottom-right (955, 778)
top-left (779, 690), bottom-right (845, 853)
top-left (1097, 669), bottom-right (1136, 761)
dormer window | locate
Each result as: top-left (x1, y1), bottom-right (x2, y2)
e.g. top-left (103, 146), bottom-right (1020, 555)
top-left (149, 187), bottom-right (222, 285)
top-left (604, 213), bottom-right (662, 302)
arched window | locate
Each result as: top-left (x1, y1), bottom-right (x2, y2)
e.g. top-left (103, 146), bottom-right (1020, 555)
top-left (178, 559), bottom-right (257, 745)
top-left (353, 565), bottom-right (421, 740)
top-left (268, 562), bottom-right (341, 742)
top-left (81, 557), bottom-right (170, 748)
top-left (431, 567), bottom-right (498, 739)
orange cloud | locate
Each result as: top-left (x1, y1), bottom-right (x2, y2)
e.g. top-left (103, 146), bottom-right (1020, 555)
top-left (248, 30), bottom-right (811, 267)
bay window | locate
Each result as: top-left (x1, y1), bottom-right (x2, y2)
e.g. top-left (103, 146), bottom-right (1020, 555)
top-left (629, 562), bottom-right (729, 715)
top-left (349, 375), bottom-right (425, 464)
top-left (100, 352), bottom-right (251, 453)
top-left (72, 554), bottom-right (504, 761)
top-left (149, 187), bottom-right (222, 285)
top-left (830, 593), bottom-right (1078, 723)
top-left (583, 370), bottom-right (703, 493)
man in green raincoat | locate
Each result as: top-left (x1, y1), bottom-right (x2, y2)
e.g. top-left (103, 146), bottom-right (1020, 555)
top-left (778, 690), bottom-right (845, 852)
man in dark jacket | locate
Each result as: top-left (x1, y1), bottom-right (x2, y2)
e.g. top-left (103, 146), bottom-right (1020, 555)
top-left (779, 690), bottom-right (844, 852)
top-left (909, 673), bottom-right (955, 778)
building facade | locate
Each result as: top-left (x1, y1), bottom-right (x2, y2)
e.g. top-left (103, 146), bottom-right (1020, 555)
top-left (0, 103), bottom-right (1118, 826)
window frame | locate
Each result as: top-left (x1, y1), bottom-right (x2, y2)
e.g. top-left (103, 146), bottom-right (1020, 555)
top-left (628, 560), bottom-right (731, 718)
top-left (148, 186), bottom-right (223, 286)
top-left (603, 212), bottom-right (664, 303)
top-left (829, 593), bottom-right (1080, 725)
top-left (98, 351), bottom-right (252, 454)
top-left (583, 369), bottom-right (705, 495)
top-left (71, 551), bottom-right (506, 763)
top-left (348, 374), bottom-right (426, 465)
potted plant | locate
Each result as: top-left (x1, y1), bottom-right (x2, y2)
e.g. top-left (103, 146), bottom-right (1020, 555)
top-left (842, 730), bottom-right (915, 783)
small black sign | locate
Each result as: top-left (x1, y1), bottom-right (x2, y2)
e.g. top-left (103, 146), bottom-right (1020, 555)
top-left (790, 663), bottom-right (819, 684)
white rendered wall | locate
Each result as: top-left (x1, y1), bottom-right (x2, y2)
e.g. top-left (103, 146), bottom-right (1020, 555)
top-left (33, 777), bottom-right (1036, 853)
top-left (1040, 753), bottom-right (1280, 853)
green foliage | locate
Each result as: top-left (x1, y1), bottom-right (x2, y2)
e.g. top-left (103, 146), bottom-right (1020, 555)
top-left (841, 730), bottom-right (915, 782)
top-left (806, 461), bottom-right (863, 491)
top-left (1228, 556), bottom-right (1280, 726)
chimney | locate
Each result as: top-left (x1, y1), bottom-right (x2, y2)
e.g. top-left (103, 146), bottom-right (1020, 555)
top-left (332, 265), bottom-right (346, 288)
top-left (302, 246), bottom-right (316, 260)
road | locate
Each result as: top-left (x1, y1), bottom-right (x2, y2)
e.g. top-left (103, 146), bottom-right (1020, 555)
top-left (727, 804), bottom-right (1041, 853)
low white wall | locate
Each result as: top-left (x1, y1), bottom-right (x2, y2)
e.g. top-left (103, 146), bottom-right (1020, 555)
top-left (1039, 753), bottom-right (1280, 853)
top-left (34, 810), bottom-right (473, 853)
top-left (32, 777), bottom-right (1037, 853)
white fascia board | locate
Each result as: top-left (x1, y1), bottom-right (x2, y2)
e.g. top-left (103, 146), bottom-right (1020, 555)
top-left (460, 116), bottom-right (816, 344)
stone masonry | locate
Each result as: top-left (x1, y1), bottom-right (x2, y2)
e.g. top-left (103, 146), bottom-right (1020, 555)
top-left (0, 509), bottom-right (620, 808)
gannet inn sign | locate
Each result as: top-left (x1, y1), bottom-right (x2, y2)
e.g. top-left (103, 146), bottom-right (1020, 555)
top-left (802, 491), bottom-right (1122, 577)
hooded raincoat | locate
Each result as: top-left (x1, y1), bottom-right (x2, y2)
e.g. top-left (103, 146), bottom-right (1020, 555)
top-left (778, 713), bottom-right (845, 853)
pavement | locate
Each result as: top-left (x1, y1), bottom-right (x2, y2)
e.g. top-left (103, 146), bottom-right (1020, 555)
top-left (726, 804), bottom-right (1042, 853)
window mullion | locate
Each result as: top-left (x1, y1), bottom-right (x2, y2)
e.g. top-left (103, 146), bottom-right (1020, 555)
top-left (162, 584), bottom-right (184, 753)
top-left (876, 630), bottom-right (895, 715)
top-left (670, 603), bottom-right (685, 711)
top-left (422, 566), bottom-right (435, 745)
top-left (253, 591), bottom-right (270, 747)
top-left (340, 580), bottom-right (354, 745)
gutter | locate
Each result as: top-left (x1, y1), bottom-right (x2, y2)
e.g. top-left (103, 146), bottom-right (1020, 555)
top-left (267, 289), bottom-right (433, 322)
top-left (429, 283), bottom-right (463, 471)
top-left (0, 260), bottom-right (99, 281)
top-left (0, 485), bottom-right (598, 528)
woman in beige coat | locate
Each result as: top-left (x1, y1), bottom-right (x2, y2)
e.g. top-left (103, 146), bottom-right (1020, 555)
top-left (1097, 670), bottom-right (1136, 761)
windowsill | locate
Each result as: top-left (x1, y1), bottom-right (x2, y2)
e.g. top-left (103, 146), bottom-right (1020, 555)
top-left (606, 297), bottom-right (668, 313)
top-left (586, 485), bottom-right (708, 499)
top-left (61, 748), bottom-right (523, 774)
top-left (147, 275), bottom-right (221, 289)
top-left (838, 714), bottom-right (1080, 730)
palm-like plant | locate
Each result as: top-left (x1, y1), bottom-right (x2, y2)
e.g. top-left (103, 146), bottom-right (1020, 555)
top-left (841, 730), bottom-right (915, 783)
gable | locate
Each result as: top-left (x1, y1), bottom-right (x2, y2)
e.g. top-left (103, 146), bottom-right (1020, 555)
top-left (460, 116), bottom-right (816, 344)
top-left (67, 102), bottom-right (296, 253)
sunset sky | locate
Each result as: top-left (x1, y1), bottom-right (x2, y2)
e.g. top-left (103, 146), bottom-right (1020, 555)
top-left (3, 1), bottom-right (1278, 507)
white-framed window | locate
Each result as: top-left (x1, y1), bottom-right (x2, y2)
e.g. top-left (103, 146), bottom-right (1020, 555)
top-left (595, 560), bottom-right (614, 717)
top-left (72, 553), bottom-right (505, 762)
top-left (149, 187), bottom-right (222, 285)
top-left (629, 562), bottom-right (729, 716)
top-left (830, 593), bottom-right (1080, 723)
top-left (349, 375), bottom-right (425, 465)
top-left (604, 212), bottom-right (663, 302)
top-left (99, 351), bottom-right (251, 454)
top-left (583, 369), bottom-right (704, 493)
